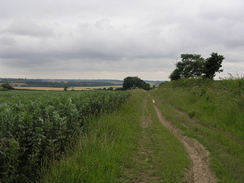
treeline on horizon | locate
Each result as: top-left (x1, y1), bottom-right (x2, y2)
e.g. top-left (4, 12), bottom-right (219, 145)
top-left (0, 78), bottom-right (123, 88)
top-left (0, 78), bottom-right (164, 88)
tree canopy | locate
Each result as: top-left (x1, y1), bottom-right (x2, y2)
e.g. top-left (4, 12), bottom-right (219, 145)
top-left (203, 52), bottom-right (224, 79)
top-left (1, 83), bottom-right (14, 90)
top-left (122, 76), bottom-right (150, 90)
top-left (169, 53), bottom-right (224, 81)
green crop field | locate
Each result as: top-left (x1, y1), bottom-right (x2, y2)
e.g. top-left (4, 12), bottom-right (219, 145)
top-left (1, 77), bottom-right (243, 183)
top-left (0, 90), bottom-right (129, 183)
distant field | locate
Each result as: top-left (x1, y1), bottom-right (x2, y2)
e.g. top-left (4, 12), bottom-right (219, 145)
top-left (14, 86), bottom-right (122, 91)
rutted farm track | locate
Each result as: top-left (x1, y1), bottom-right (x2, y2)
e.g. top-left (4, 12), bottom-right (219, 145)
top-left (125, 93), bottom-right (216, 183)
top-left (153, 102), bottom-right (216, 183)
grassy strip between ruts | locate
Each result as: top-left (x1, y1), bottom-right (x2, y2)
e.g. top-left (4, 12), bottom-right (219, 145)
top-left (40, 90), bottom-right (189, 183)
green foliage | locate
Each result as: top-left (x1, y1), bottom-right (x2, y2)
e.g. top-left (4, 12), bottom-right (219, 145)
top-left (1, 83), bottom-right (14, 90)
top-left (41, 90), bottom-right (189, 183)
top-left (169, 68), bottom-right (181, 81)
top-left (1, 79), bottom-right (121, 88)
top-left (63, 86), bottom-right (68, 91)
top-left (0, 90), bottom-right (129, 183)
top-left (169, 54), bottom-right (205, 80)
top-left (168, 78), bottom-right (214, 88)
top-left (122, 76), bottom-right (150, 90)
top-left (41, 92), bottom-right (139, 183)
top-left (0, 87), bottom-right (9, 91)
top-left (203, 52), bottom-right (225, 79)
top-left (169, 53), bottom-right (224, 80)
top-left (152, 78), bottom-right (244, 182)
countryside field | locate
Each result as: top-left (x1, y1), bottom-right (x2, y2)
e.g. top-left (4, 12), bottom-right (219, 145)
top-left (14, 86), bottom-right (122, 91)
top-left (0, 78), bottom-right (243, 183)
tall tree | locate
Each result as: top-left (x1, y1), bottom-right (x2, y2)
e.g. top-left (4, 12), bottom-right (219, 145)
top-left (169, 53), bottom-right (224, 81)
top-left (169, 54), bottom-right (205, 81)
top-left (203, 52), bottom-right (224, 79)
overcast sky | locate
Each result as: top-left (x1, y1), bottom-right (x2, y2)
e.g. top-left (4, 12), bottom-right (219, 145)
top-left (0, 0), bottom-right (243, 80)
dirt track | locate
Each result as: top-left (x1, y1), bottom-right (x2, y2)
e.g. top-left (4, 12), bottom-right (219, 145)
top-left (153, 102), bottom-right (216, 183)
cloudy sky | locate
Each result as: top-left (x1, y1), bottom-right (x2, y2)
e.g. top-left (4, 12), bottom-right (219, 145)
top-left (0, 0), bottom-right (243, 80)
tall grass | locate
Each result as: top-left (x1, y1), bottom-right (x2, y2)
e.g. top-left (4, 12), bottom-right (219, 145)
top-left (41, 90), bottom-right (190, 183)
top-left (40, 92), bottom-right (140, 183)
top-left (152, 78), bottom-right (244, 182)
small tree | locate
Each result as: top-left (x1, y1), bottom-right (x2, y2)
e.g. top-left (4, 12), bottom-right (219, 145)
top-left (1, 83), bottom-right (14, 90)
top-left (122, 76), bottom-right (150, 90)
top-left (203, 52), bottom-right (224, 79)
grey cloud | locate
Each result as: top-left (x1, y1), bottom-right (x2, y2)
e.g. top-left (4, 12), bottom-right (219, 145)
top-left (5, 19), bottom-right (54, 38)
top-left (0, 36), bottom-right (16, 46)
top-left (198, 0), bottom-right (244, 20)
top-left (95, 19), bottom-right (112, 30)
top-left (0, 0), bottom-right (243, 80)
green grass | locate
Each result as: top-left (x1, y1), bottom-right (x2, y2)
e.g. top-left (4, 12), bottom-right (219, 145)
top-left (40, 90), bottom-right (189, 183)
top-left (41, 116), bottom-right (132, 183)
top-left (3, 79), bottom-right (243, 182)
top-left (40, 91), bottom-right (140, 183)
top-left (151, 78), bottom-right (244, 183)
top-left (121, 91), bottom-right (189, 183)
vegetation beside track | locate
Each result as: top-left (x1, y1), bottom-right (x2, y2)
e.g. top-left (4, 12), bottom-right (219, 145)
top-left (2, 77), bottom-right (243, 183)
top-left (0, 90), bottom-right (129, 183)
top-left (150, 78), bottom-right (244, 183)
top-left (40, 90), bottom-right (189, 183)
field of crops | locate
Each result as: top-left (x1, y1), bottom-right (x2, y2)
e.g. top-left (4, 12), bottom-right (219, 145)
top-left (14, 86), bottom-right (122, 91)
top-left (0, 90), bottom-right (129, 183)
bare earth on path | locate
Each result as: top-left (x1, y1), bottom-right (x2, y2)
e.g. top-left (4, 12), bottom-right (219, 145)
top-left (153, 102), bottom-right (216, 183)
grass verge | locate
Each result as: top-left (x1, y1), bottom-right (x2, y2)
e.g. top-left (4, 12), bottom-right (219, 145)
top-left (151, 78), bottom-right (244, 183)
top-left (40, 90), bottom-right (189, 183)
top-left (122, 92), bottom-right (189, 182)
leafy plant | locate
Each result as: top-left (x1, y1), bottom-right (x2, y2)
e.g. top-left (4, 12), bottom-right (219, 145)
top-left (0, 90), bottom-right (129, 183)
